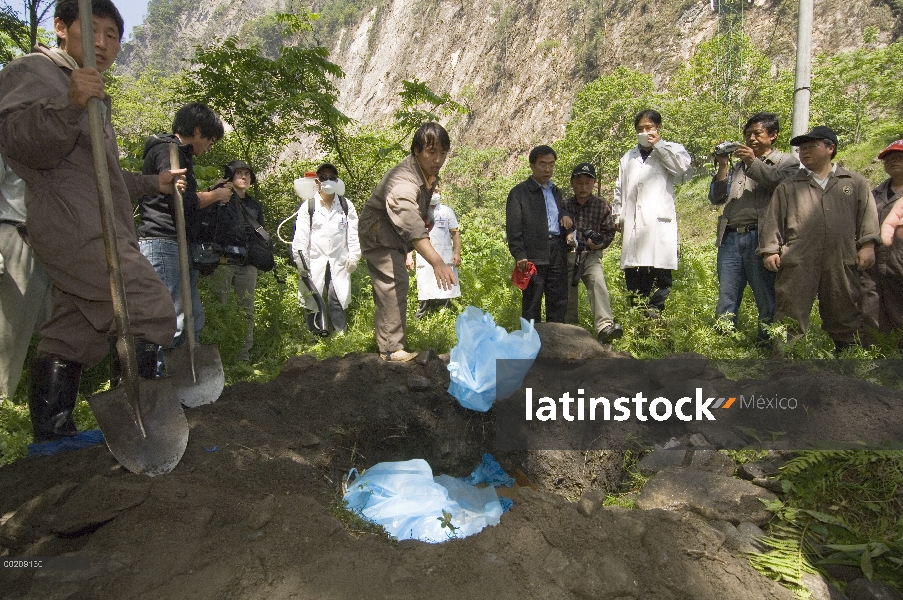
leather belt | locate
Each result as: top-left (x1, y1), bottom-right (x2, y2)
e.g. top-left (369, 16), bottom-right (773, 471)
top-left (726, 224), bottom-right (757, 234)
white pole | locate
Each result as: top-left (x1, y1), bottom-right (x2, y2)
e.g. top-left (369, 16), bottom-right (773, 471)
top-left (791, 0), bottom-right (814, 147)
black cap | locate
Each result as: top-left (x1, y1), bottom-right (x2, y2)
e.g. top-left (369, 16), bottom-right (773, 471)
top-left (223, 160), bottom-right (256, 184)
top-left (790, 126), bottom-right (838, 147)
top-left (316, 162), bottom-right (338, 178)
top-left (571, 163), bottom-right (596, 179)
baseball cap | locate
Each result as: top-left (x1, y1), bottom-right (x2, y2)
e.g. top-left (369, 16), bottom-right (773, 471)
top-left (790, 126), bottom-right (838, 147)
top-left (571, 163), bottom-right (596, 179)
top-left (878, 140), bottom-right (903, 159)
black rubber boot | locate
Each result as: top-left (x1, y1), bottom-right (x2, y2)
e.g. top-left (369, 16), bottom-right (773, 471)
top-left (29, 354), bottom-right (82, 442)
top-left (110, 339), bottom-right (161, 385)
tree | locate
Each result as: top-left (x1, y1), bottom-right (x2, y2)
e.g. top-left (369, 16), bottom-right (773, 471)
top-left (317, 77), bottom-right (468, 202)
top-left (0, 4), bottom-right (27, 64)
top-left (182, 11), bottom-right (347, 172)
top-left (554, 66), bottom-right (660, 196)
top-left (21, 0), bottom-right (52, 51)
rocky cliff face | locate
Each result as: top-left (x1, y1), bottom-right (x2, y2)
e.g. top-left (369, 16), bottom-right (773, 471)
top-left (120, 0), bottom-right (901, 152)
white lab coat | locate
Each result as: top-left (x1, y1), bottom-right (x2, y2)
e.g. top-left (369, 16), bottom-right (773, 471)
top-left (292, 195), bottom-right (360, 310)
top-left (416, 202), bottom-right (461, 300)
top-left (613, 141), bottom-right (693, 270)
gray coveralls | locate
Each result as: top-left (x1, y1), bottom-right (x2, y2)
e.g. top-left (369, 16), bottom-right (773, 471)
top-left (758, 166), bottom-right (880, 344)
top-left (0, 48), bottom-right (176, 367)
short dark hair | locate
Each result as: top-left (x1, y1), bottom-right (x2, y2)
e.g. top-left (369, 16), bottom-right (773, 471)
top-left (634, 109), bottom-right (662, 130)
top-left (744, 112), bottom-right (780, 136)
top-left (172, 103), bottom-right (224, 141)
top-left (528, 145), bottom-right (557, 164)
top-left (825, 140), bottom-right (838, 159)
top-left (410, 122), bottom-right (451, 154)
top-left (55, 0), bottom-right (124, 45)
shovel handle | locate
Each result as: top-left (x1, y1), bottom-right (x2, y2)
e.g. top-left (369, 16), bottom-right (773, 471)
top-left (78, 0), bottom-right (145, 437)
top-left (168, 144), bottom-right (198, 382)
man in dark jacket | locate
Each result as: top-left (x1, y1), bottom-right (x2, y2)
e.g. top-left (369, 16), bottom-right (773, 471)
top-left (506, 145), bottom-right (572, 322)
top-left (138, 103), bottom-right (229, 356)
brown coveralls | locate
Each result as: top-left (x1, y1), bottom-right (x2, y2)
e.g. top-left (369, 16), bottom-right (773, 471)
top-left (358, 154), bottom-right (434, 353)
top-left (860, 179), bottom-right (903, 334)
top-left (0, 48), bottom-right (176, 367)
top-left (758, 166), bottom-right (880, 344)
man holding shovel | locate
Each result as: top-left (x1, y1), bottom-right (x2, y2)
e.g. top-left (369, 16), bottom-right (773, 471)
top-left (0, 0), bottom-right (184, 442)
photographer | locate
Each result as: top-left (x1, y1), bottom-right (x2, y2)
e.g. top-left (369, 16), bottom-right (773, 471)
top-left (564, 164), bottom-right (621, 343)
top-left (214, 161), bottom-right (263, 363)
top-left (709, 112), bottom-right (798, 341)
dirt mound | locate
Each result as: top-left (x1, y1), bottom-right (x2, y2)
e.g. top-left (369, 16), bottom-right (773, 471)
top-left (0, 351), bottom-right (796, 599)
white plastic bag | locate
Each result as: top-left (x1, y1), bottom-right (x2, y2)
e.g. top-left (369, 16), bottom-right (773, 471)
top-left (447, 306), bottom-right (541, 412)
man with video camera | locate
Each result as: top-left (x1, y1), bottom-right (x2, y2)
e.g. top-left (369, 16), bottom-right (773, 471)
top-left (563, 163), bottom-right (621, 343)
top-left (709, 112), bottom-right (798, 341)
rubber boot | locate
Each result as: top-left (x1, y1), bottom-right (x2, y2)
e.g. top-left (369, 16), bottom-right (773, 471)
top-left (110, 339), bottom-right (161, 385)
top-left (29, 354), bottom-right (81, 442)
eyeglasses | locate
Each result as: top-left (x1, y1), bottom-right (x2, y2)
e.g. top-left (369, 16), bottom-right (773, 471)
top-left (318, 175), bottom-right (338, 182)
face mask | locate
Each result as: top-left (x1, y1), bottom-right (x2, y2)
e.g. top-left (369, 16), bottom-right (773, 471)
top-left (319, 178), bottom-right (345, 196)
top-left (637, 131), bottom-right (654, 148)
top-left (430, 193), bottom-right (441, 206)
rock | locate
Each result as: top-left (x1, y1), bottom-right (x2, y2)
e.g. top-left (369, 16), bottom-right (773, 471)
top-left (635, 467), bottom-right (777, 524)
top-left (247, 494), bottom-right (276, 530)
top-left (845, 578), bottom-right (903, 600)
top-left (689, 449), bottom-right (736, 475)
top-left (636, 449), bottom-right (685, 474)
top-left (801, 572), bottom-right (849, 600)
top-left (700, 428), bottom-right (749, 450)
top-left (414, 349), bottom-right (438, 366)
top-left (534, 323), bottom-right (613, 359)
top-left (751, 477), bottom-right (783, 493)
top-left (689, 433), bottom-right (714, 448)
top-left (51, 477), bottom-right (150, 536)
top-left (576, 489), bottom-right (606, 517)
top-left (292, 431), bottom-right (321, 449)
top-left (736, 522), bottom-right (767, 552)
top-left (739, 461), bottom-right (780, 480)
top-left (708, 520), bottom-right (754, 554)
top-left (406, 375), bottom-right (432, 391)
top-left (0, 482), bottom-right (78, 546)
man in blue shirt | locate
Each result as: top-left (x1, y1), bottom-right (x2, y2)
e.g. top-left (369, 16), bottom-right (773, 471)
top-left (506, 145), bottom-right (572, 322)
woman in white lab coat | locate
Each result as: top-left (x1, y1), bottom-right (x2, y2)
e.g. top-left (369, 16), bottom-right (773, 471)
top-left (292, 164), bottom-right (360, 333)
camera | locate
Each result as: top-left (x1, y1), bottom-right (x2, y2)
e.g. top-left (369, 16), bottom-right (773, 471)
top-left (583, 229), bottom-right (605, 246)
top-left (714, 141), bottom-right (741, 156)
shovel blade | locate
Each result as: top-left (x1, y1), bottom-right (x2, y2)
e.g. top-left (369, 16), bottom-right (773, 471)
top-left (88, 378), bottom-right (189, 476)
top-left (163, 343), bottom-right (225, 408)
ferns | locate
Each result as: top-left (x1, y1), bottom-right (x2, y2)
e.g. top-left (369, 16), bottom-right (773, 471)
top-left (749, 451), bottom-right (903, 591)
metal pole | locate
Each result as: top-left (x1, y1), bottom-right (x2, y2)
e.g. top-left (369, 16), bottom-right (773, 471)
top-left (790, 0), bottom-right (813, 148)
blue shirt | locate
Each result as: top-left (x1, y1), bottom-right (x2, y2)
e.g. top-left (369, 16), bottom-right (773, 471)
top-left (536, 178), bottom-right (559, 235)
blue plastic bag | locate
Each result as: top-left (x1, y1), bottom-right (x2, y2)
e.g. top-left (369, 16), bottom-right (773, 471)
top-left (447, 306), bottom-right (541, 412)
top-left (343, 458), bottom-right (505, 543)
